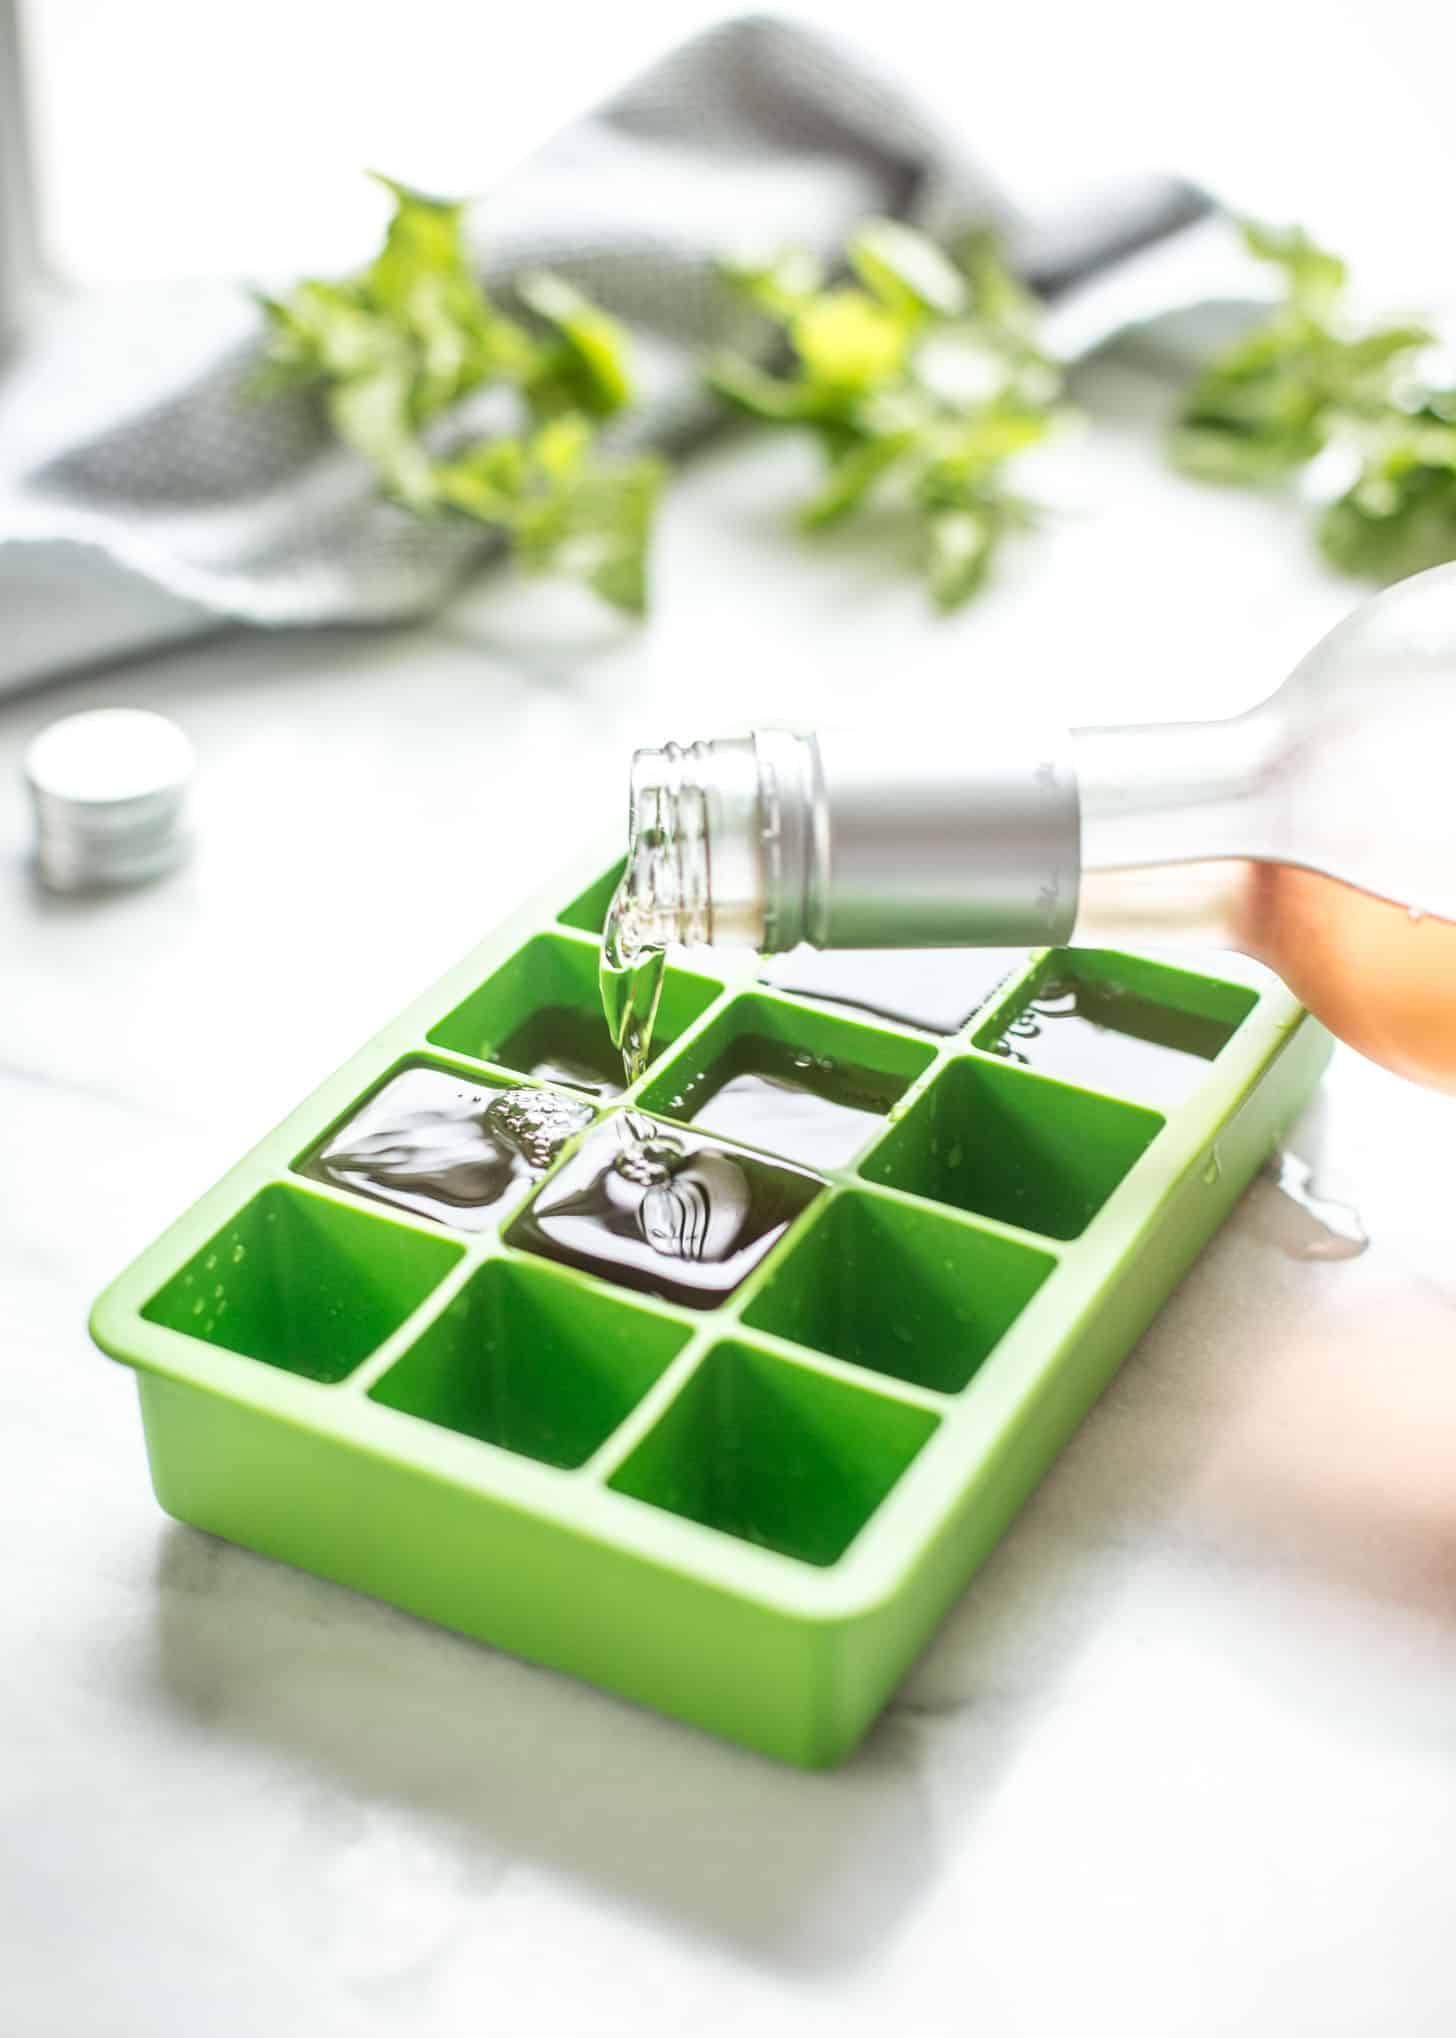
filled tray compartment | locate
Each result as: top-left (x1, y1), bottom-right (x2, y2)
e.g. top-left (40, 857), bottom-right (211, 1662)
top-left (428, 929), bottom-right (721, 1095)
top-left (507, 1114), bottom-right (825, 1310)
top-left (637, 991), bottom-right (936, 1170)
top-left (973, 948), bottom-right (1259, 1107)
top-left (296, 1056), bottom-right (596, 1232)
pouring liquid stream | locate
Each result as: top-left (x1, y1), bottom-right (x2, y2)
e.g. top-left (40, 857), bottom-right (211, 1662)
top-left (601, 860), bottom-right (670, 1169)
top-left (599, 879), bottom-right (808, 1281)
top-left (597, 770), bottom-right (721, 1259)
top-left (600, 746), bottom-right (712, 1175)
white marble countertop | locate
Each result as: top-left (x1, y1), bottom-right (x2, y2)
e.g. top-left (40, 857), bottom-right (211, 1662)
top-left (4, 359), bottom-right (1456, 2037)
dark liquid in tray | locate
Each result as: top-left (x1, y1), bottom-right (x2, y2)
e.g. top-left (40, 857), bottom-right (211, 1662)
top-left (509, 1119), bottom-right (821, 1310)
top-left (662, 1036), bottom-right (905, 1170)
top-left (759, 946), bottom-right (1030, 1036)
top-left (303, 1066), bottom-right (593, 1231)
top-left (986, 976), bottom-right (1237, 1107)
top-left (492, 1006), bottom-right (626, 1098)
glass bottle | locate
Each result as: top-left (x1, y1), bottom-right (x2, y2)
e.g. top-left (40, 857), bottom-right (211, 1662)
top-left (610, 562), bottom-right (1456, 1092)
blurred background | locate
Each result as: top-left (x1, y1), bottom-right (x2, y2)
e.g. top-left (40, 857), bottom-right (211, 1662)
top-left (16, 0), bottom-right (1456, 292)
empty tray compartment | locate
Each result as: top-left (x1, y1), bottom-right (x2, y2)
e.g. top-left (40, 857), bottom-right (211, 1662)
top-left (609, 1338), bottom-right (939, 1567)
top-left (142, 1182), bottom-right (461, 1384)
top-left (370, 1257), bottom-right (689, 1469)
top-left (860, 1054), bottom-right (1163, 1241)
top-left (743, 1188), bottom-right (1056, 1393)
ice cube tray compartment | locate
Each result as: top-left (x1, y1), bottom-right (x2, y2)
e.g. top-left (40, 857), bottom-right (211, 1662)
top-left (556, 856), bottom-right (626, 937)
top-left (973, 948), bottom-right (1260, 1108)
top-left (369, 1258), bottom-right (691, 1470)
top-left (142, 1183), bottom-right (464, 1384)
top-left (507, 1114), bottom-right (825, 1311)
top-left (860, 1054), bottom-right (1165, 1241)
top-left (635, 991), bottom-right (935, 1171)
top-left (93, 846), bottom-right (1331, 1766)
top-left (297, 1056), bottom-right (595, 1233)
top-left (609, 1338), bottom-right (941, 1568)
top-left (742, 1189), bottom-right (1057, 1395)
top-left (428, 929), bottom-right (721, 1092)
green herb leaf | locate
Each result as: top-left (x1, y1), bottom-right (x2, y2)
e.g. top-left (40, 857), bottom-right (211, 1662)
top-left (1241, 219), bottom-right (1346, 314)
top-left (328, 364), bottom-right (437, 506)
top-left (709, 222), bottom-right (1061, 608)
top-left (789, 289), bottom-right (912, 393)
top-left (954, 228), bottom-right (1044, 347)
top-left (359, 175), bottom-right (505, 422)
top-left (1319, 403), bottom-right (1456, 582)
top-left (571, 457), bottom-right (665, 615)
top-left (704, 350), bottom-right (828, 422)
top-left (1172, 217), bottom-right (1456, 582)
top-left (718, 249), bottom-right (826, 321)
top-left (921, 406), bottom-right (1051, 489)
top-left (798, 433), bottom-right (914, 528)
top-left (926, 502), bottom-right (996, 609)
top-left (517, 270), bottom-right (633, 418)
top-left (847, 218), bottom-right (967, 321)
top-left (430, 437), bottom-right (529, 520)
top-left (256, 175), bottom-right (657, 611)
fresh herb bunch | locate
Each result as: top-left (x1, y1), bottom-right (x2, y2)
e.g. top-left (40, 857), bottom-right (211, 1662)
top-left (257, 177), bottom-right (662, 613)
top-left (1172, 220), bottom-right (1456, 584)
top-left (707, 220), bottom-right (1062, 610)
top-left (1317, 393), bottom-right (1456, 584)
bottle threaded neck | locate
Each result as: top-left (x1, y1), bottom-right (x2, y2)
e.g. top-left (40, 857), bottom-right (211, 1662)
top-left (622, 736), bottom-right (767, 951)
top-left (619, 726), bottom-right (1081, 955)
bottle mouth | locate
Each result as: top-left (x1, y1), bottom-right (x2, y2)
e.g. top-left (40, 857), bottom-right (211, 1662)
top-left (624, 736), bottom-right (769, 950)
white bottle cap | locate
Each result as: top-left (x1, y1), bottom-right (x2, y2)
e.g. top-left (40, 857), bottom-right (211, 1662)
top-left (24, 708), bottom-right (195, 892)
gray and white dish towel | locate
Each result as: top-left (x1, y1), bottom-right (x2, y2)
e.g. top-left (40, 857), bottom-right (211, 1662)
top-left (0, 14), bottom-right (1233, 695)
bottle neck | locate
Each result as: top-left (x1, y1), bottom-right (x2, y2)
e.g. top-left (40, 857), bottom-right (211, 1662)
top-left (1073, 710), bottom-right (1280, 874)
top-left (621, 715), bottom-right (1289, 959)
top-left (625, 726), bottom-right (1083, 954)
top-left (1065, 710), bottom-right (1289, 954)
top-left (1070, 860), bottom-right (1256, 953)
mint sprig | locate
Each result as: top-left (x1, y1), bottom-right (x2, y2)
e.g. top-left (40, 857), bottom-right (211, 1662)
top-left (1172, 219), bottom-right (1456, 584)
top-left (708, 220), bottom-right (1062, 610)
top-left (256, 176), bottom-right (659, 613)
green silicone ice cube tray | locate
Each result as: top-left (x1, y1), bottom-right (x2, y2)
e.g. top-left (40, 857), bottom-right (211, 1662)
top-left (91, 845), bottom-right (1331, 1766)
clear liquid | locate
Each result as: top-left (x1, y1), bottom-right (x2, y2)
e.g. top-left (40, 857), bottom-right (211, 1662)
top-left (600, 793), bottom-right (683, 1178)
top-left (599, 744), bottom-right (711, 1099)
top-left (508, 1119), bottom-right (821, 1309)
top-left (303, 1066), bottom-right (593, 1231)
top-left (600, 911), bottom-right (666, 1092)
top-left (1261, 1151), bottom-right (1368, 1261)
top-left (661, 1038), bottom-right (907, 1170)
top-left (986, 974), bottom-right (1240, 1108)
